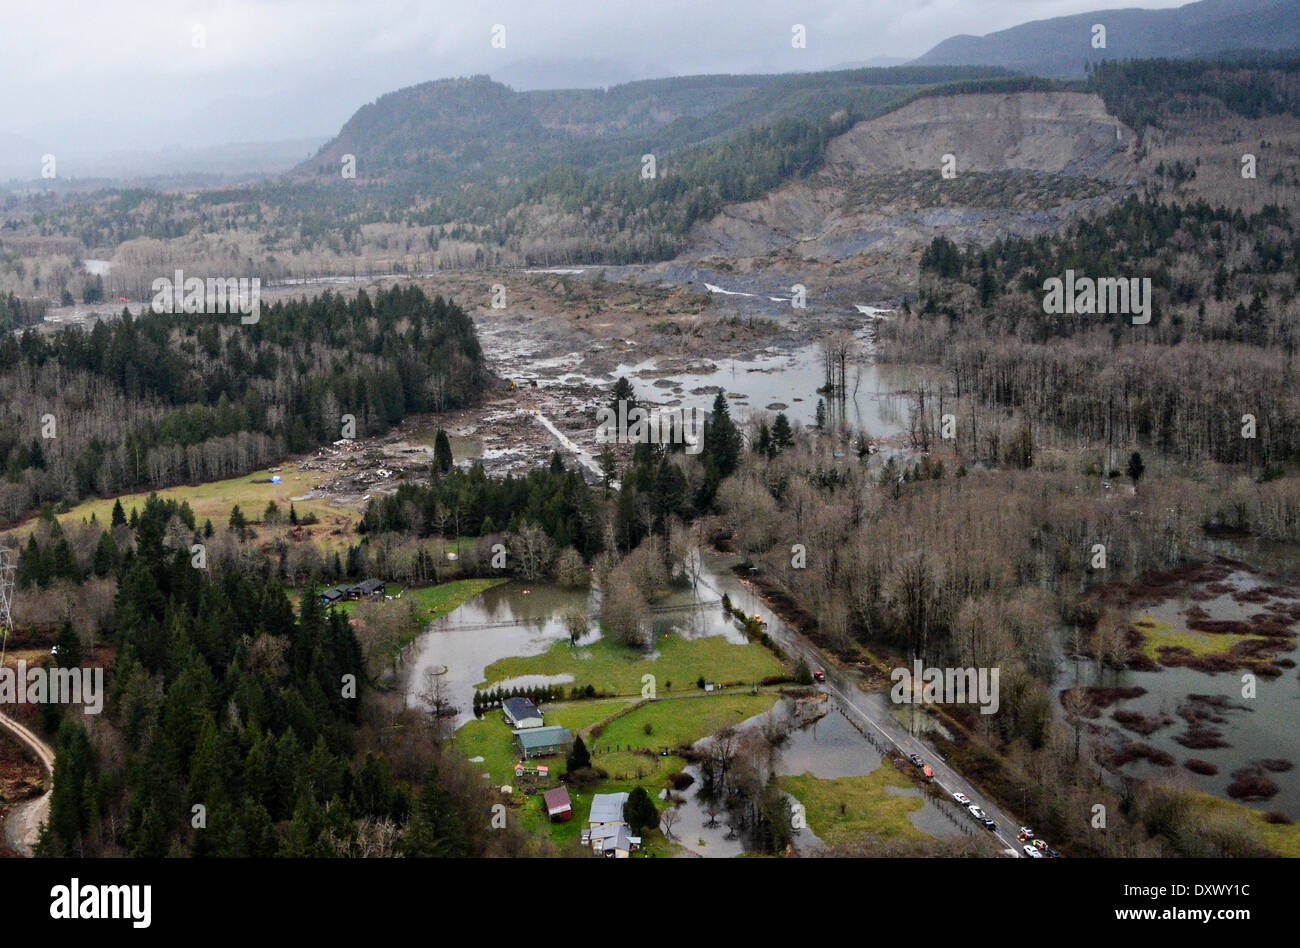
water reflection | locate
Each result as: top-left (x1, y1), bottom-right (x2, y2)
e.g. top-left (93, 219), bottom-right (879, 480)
top-left (613, 336), bottom-right (918, 436)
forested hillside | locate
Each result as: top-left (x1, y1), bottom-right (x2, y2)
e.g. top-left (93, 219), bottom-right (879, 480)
top-left (0, 285), bottom-right (486, 524)
top-left (5, 56), bottom-right (1300, 295)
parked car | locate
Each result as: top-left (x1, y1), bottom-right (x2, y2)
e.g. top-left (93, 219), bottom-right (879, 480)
top-left (1032, 838), bottom-right (1049, 851)
top-left (1022, 845), bottom-right (1043, 858)
top-left (968, 806), bottom-right (987, 820)
top-left (1044, 848), bottom-right (1061, 858)
top-left (1017, 826), bottom-right (1035, 840)
top-left (908, 754), bottom-right (924, 768)
top-left (812, 669), bottom-right (826, 683)
top-left (952, 792), bottom-right (972, 807)
top-left (979, 817), bottom-right (997, 831)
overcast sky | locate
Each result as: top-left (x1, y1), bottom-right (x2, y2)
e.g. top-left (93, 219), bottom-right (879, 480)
top-left (4, 0), bottom-right (1191, 153)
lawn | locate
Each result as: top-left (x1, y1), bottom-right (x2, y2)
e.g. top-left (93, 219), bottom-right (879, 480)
top-left (479, 630), bottom-right (786, 696)
top-left (780, 765), bottom-right (930, 847)
top-left (591, 692), bottom-right (778, 756)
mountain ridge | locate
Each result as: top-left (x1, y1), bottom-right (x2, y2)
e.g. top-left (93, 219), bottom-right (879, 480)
top-left (911, 0), bottom-right (1300, 77)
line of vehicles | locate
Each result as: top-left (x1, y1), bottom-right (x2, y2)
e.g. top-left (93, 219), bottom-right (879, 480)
top-left (945, 788), bottom-right (997, 831)
top-left (907, 745), bottom-right (1062, 857)
top-left (1012, 825), bottom-right (1060, 859)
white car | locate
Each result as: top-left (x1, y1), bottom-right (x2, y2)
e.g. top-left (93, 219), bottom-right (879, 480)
top-left (1022, 845), bottom-right (1043, 859)
top-left (968, 806), bottom-right (987, 820)
top-left (952, 792), bottom-right (972, 807)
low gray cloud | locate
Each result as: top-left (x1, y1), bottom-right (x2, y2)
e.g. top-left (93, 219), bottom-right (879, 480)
top-left (1, 0), bottom-right (1189, 153)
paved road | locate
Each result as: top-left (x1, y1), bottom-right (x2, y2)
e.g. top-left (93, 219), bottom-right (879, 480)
top-left (698, 572), bottom-right (1025, 856)
top-left (0, 710), bottom-right (54, 857)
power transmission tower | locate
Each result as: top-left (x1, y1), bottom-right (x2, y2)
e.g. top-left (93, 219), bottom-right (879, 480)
top-left (0, 545), bottom-right (15, 664)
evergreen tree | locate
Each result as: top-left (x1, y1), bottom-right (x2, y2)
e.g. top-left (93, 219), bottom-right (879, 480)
top-left (51, 537), bottom-right (78, 582)
top-left (1127, 451), bottom-right (1145, 485)
top-left (771, 413), bottom-right (793, 453)
top-left (434, 429), bottom-right (453, 474)
top-left (55, 620), bottom-right (82, 667)
top-left (92, 530), bottom-right (119, 577)
top-left (111, 498), bottom-right (126, 528)
top-left (625, 785), bottom-right (659, 835)
top-left (610, 376), bottom-right (636, 415)
top-left (566, 735), bottom-right (592, 772)
top-left (401, 761), bottom-right (470, 857)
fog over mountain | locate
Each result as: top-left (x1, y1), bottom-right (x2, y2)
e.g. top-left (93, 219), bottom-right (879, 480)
top-left (3, 0), bottom-right (1194, 180)
top-left (911, 0), bottom-right (1300, 76)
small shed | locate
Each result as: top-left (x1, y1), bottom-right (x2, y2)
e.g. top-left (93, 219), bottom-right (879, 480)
top-left (502, 696), bottom-right (544, 729)
top-left (514, 726), bottom-right (573, 760)
top-left (543, 786), bottom-right (573, 823)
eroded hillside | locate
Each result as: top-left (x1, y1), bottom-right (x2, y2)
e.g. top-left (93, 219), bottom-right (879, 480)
top-left (684, 92), bottom-right (1141, 291)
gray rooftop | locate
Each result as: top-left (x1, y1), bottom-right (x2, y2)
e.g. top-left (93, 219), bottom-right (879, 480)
top-left (503, 696), bottom-right (541, 720)
top-left (588, 792), bottom-right (628, 825)
top-left (514, 726), bottom-right (572, 750)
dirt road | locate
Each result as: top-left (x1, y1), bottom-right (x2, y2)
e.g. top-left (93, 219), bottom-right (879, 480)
top-left (0, 711), bottom-right (53, 857)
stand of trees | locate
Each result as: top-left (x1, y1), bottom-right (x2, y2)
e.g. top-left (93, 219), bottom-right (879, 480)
top-left (0, 286), bottom-right (486, 524)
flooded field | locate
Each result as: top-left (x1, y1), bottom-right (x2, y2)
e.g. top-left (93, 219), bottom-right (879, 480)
top-left (405, 582), bottom-right (597, 728)
top-left (613, 335), bottom-right (915, 436)
top-left (404, 556), bottom-right (755, 728)
top-left (1058, 562), bottom-right (1300, 818)
top-left (669, 701), bottom-right (966, 857)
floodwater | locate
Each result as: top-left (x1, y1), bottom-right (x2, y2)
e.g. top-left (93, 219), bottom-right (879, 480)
top-left (404, 549), bottom-right (971, 853)
top-left (1055, 566), bottom-right (1300, 818)
top-left (404, 582), bottom-right (597, 727)
top-left (613, 333), bottom-right (917, 436)
top-left (404, 556), bottom-right (751, 727)
top-left (667, 699), bottom-right (963, 857)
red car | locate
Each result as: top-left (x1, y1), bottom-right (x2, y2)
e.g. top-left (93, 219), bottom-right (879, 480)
top-left (813, 670), bottom-right (826, 683)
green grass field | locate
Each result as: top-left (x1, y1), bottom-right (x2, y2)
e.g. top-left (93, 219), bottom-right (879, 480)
top-left (592, 693), bottom-right (778, 755)
top-left (1, 465), bottom-right (358, 554)
top-left (479, 630), bottom-right (786, 696)
top-left (779, 766), bottom-right (929, 847)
